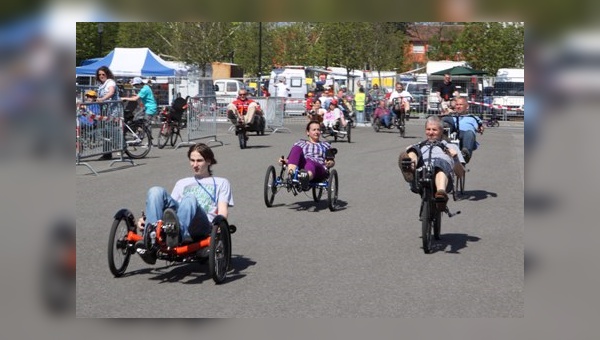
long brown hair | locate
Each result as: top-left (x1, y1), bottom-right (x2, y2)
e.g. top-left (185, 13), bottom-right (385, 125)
top-left (188, 143), bottom-right (217, 175)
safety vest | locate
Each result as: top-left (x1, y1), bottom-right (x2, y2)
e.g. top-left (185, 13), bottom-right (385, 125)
top-left (354, 92), bottom-right (366, 111)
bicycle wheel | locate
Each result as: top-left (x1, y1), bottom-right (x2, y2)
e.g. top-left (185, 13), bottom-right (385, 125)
top-left (346, 123), bottom-right (352, 143)
top-left (312, 185), bottom-right (323, 202)
top-left (421, 199), bottom-right (433, 254)
top-left (108, 215), bottom-right (134, 277)
top-left (209, 219), bottom-right (231, 284)
top-left (492, 120), bottom-right (499, 128)
top-left (237, 128), bottom-right (247, 149)
top-left (170, 126), bottom-right (179, 147)
top-left (263, 165), bottom-right (277, 207)
top-left (458, 171), bottom-right (465, 195)
top-left (372, 118), bottom-right (380, 132)
top-left (157, 123), bottom-right (171, 149)
top-left (433, 209), bottom-right (441, 240)
top-left (327, 169), bottom-right (339, 211)
top-left (124, 123), bottom-right (152, 159)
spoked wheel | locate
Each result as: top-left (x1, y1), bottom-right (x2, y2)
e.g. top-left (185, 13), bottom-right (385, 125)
top-left (170, 126), bottom-right (179, 147)
top-left (124, 124), bottom-right (152, 159)
top-left (108, 213), bottom-right (135, 277)
top-left (327, 169), bottom-right (339, 211)
top-left (458, 171), bottom-right (465, 195)
top-left (157, 124), bottom-right (171, 149)
top-left (208, 219), bottom-right (231, 284)
top-left (421, 200), bottom-right (433, 254)
top-left (372, 118), bottom-right (380, 132)
top-left (399, 114), bottom-right (406, 138)
top-left (263, 165), bottom-right (277, 207)
top-left (312, 185), bottom-right (323, 202)
top-left (433, 209), bottom-right (441, 240)
top-left (237, 127), bottom-right (247, 149)
top-left (492, 120), bottom-right (499, 128)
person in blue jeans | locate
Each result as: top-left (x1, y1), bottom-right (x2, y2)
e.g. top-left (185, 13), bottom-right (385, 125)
top-left (442, 97), bottom-right (484, 163)
top-left (136, 143), bottom-right (234, 264)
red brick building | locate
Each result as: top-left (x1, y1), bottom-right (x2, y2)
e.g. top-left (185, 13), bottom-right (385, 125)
top-left (403, 24), bottom-right (465, 72)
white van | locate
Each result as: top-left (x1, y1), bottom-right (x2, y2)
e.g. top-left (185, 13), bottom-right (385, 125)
top-left (268, 67), bottom-right (307, 99)
top-left (213, 79), bottom-right (246, 104)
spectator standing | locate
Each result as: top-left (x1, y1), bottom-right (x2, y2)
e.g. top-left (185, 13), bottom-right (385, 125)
top-left (436, 73), bottom-right (458, 113)
top-left (95, 66), bottom-right (120, 160)
top-left (274, 77), bottom-right (290, 98)
top-left (354, 87), bottom-right (366, 123)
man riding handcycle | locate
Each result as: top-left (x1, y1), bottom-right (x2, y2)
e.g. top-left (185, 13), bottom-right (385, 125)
top-left (107, 143), bottom-right (236, 284)
top-left (227, 89), bottom-right (266, 149)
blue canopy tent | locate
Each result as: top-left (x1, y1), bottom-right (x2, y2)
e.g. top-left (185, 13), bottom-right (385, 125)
top-left (75, 47), bottom-right (178, 77)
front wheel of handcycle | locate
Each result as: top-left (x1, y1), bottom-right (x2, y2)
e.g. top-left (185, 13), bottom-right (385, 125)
top-left (208, 219), bottom-right (231, 284)
top-left (433, 209), bottom-right (441, 240)
top-left (372, 118), bottom-right (380, 132)
top-left (237, 129), bottom-right (247, 149)
top-left (327, 169), bottom-right (339, 211)
top-left (457, 172), bottom-right (465, 195)
top-left (108, 211), bottom-right (136, 277)
top-left (421, 200), bottom-right (433, 254)
top-left (312, 186), bottom-right (323, 202)
top-left (157, 124), bottom-right (171, 149)
top-left (346, 123), bottom-right (352, 143)
top-left (124, 124), bottom-right (152, 159)
top-left (263, 165), bottom-right (277, 207)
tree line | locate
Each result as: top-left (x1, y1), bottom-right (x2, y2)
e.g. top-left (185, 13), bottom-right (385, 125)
top-left (76, 22), bottom-right (524, 78)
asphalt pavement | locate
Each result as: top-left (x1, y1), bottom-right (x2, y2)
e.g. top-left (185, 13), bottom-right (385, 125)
top-left (76, 118), bottom-right (523, 317)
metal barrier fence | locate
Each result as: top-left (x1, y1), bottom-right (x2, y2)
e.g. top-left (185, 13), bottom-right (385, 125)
top-left (175, 96), bottom-right (223, 149)
top-left (76, 100), bottom-right (132, 175)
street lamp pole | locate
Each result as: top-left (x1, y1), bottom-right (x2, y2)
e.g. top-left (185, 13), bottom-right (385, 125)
top-left (97, 23), bottom-right (104, 56)
top-left (258, 22), bottom-right (262, 84)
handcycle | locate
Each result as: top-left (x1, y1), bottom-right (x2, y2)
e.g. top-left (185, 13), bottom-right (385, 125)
top-left (157, 96), bottom-right (188, 149)
top-left (263, 150), bottom-right (339, 211)
top-left (231, 113), bottom-right (266, 149)
top-left (321, 119), bottom-right (351, 143)
top-left (391, 97), bottom-right (409, 138)
top-left (484, 112), bottom-right (500, 127)
top-left (107, 209), bottom-right (236, 284)
top-left (401, 140), bottom-right (461, 254)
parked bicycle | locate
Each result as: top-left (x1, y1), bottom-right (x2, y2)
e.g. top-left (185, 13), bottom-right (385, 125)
top-left (157, 96), bottom-right (188, 149)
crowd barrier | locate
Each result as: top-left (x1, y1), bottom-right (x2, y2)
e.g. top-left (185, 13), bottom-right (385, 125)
top-left (76, 100), bottom-right (133, 175)
top-left (175, 96), bottom-right (223, 149)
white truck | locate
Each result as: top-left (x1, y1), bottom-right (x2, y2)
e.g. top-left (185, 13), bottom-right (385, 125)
top-left (492, 68), bottom-right (524, 116)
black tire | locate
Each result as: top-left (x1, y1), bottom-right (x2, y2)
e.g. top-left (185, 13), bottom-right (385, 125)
top-left (124, 123), bottom-right (152, 159)
top-left (263, 165), bottom-right (277, 207)
top-left (108, 215), bottom-right (134, 277)
top-left (451, 173), bottom-right (458, 201)
top-left (170, 127), bottom-right (179, 147)
top-left (373, 118), bottom-right (380, 132)
top-left (238, 129), bottom-right (247, 149)
top-left (312, 186), bottom-right (323, 202)
top-left (346, 123), bottom-right (352, 143)
top-left (157, 123), bottom-right (170, 149)
top-left (209, 220), bottom-right (231, 284)
top-left (492, 120), bottom-right (499, 128)
top-left (399, 113), bottom-right (406, 138)
top-left (458, 172), bottom-right (465, 195)
top-left (399, 125), bottom-right (406, 138)
top-left (421, 200), bottom-right (433, 254)
top-left (327, 169), bottom-right (339, 211)
top-left (433, 209), bottom-right (441, 240)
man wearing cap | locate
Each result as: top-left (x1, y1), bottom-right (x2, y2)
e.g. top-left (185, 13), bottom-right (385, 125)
top-left (121, 77), bottom-right (158, 119)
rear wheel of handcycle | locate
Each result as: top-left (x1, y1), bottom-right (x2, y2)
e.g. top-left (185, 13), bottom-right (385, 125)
top-left (157, 124), bottom-right (170, 149)
top-left (327, 169), bottom-right (339, 211)
top-left (492, 120), bottom-right (500, 128)
top-left (421, 200), bottom-right (433, 254)
top-left (263, 165), bottom-right (277, 207)
top-left (209, 219), bottom-right (231, 284)
top-left (124, 124), bottom-right (152, 159)
top-left (108, 212), bottom-right (135, 277)
top-left (312, 185), bottom-right (323, 202)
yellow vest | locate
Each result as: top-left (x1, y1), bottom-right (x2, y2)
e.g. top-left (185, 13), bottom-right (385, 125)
top-left (354, 92), bottom-right (366, 111)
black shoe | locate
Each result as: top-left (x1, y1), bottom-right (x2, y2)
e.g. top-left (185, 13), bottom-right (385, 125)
top-left (162, 208), bottom-right (180, 248)
top-left (135, 241), bottom-right (157, 265)
top-left (461, 148), bottom-right (471, 164)
top-left (298, 170), bottom-right (310, 191)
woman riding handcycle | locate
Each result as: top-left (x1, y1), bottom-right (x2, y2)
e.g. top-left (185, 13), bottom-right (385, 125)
top-left (399, 115), bottom-right (464, 254)
top-left (264, 121), bottom-right (340, 211)
top-left (107, 143), bottom-right (236, 284)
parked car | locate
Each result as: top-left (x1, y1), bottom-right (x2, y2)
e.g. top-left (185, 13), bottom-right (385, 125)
top-left (403, 81), bottom-right (429, 113)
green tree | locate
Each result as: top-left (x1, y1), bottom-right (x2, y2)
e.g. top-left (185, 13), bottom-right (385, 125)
top-left (455, 22), bottom-right (524, 74)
